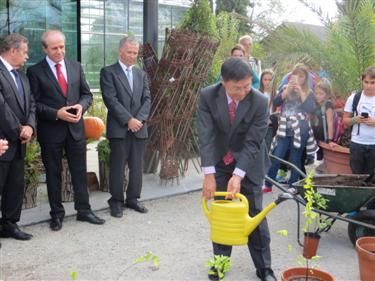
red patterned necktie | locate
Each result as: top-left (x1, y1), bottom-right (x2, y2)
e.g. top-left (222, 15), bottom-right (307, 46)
top-left (223, 101), bottom-right (237, 165)
top-left (55, 63), bottom-right (67, 97)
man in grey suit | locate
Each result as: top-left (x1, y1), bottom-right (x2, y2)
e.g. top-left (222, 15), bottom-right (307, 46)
top-left (0, 33), bottom-right (35, 240)
top-left (197, 58), bottom-right (276, 281)
top-left (100, 36), bottom-right (151, 218)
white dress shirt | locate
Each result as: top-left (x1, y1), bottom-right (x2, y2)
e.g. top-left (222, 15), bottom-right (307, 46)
top-left (46, 56), bottom-right (67, 82)
top-left (202, 94), bottom-right (245, 178)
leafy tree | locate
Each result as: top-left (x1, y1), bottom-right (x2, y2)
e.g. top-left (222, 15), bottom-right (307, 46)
top-left (208, 12), bottom-right (240, 83)
top-left (216, 0), bottom-right (285, 40)
top-left (264, 0), bottom-right (375, 96)
top-left (179, 0), bottom-right (217, 38)
top-left (215, 0), bottom-right (250, 34)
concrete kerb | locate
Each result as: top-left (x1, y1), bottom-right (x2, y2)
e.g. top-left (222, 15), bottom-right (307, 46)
top-left (19, 140), bottom-right (204, 226)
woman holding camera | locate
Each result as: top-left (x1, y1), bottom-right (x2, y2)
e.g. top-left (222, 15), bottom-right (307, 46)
top-left (263, 63), bottom-right (317, 192)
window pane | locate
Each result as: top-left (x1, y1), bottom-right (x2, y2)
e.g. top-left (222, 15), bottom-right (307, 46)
top-left (81, 0), bottom-right (105, 89)
top-left (8, 0), bottom-right (77, 67)
top-left (105, 0), bottom-right (128, 66)
top-left (0, 1), bottom-right (7, 37)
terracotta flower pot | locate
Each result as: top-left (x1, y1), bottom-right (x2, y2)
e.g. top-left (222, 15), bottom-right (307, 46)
top-left (303, 232), bottom-right (321, 259)
top-left (356, 236), bottom-right (375, 281)
top-left (319, 141), bottom-right (352, 174)
top-left (281, 267), bottom-right (335, 281)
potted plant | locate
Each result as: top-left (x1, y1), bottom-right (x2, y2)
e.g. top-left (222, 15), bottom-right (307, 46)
top-left (97, 138), bottom-right (110, 192)
top-left (97, 138), bottom-right (127, 192)
top-left (279, 174), bottom-right (334, 281)
top-left (24, 141), bottom-right (42, 209)
top-left (356, 236), bottom-right (375, 281)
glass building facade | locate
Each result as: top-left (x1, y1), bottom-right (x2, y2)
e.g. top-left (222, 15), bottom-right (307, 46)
top-left (0, 0), bottom-right (189, 89)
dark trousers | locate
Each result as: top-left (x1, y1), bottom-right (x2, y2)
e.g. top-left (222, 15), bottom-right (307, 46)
top-left (350, 142), bottom-right (375, 209)
top-left (40, 133), bottom-right (90, 218)
top-left (212, 161), bottom-right (272, 270)
top-left (0, 150), bottom-right (24, 223)
top-left (108, 134), bottom-right (144, 208)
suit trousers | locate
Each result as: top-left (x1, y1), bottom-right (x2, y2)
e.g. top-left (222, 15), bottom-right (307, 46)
top-left (0, 147), bottom-right (24, 223)
top-left (108, 134), bottom-right (144, 208)
top-left (212, 161), bottom-right (272, 270)
top-left (40, 132), bottom-right (91, 218)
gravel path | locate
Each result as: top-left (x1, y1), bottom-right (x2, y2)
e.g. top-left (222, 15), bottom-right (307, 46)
top-left (0, 190), bottom-right (359, 280)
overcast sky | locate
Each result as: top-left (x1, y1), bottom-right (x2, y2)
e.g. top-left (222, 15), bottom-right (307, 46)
top-left (283, 0), bottom-right (338, 25)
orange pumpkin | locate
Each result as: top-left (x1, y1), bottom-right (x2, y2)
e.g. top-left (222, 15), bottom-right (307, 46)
top-left (84, 116), bottom-right (105, 140)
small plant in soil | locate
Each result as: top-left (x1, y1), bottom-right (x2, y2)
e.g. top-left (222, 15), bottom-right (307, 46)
top-left (206, 255), bottom-right (231, 281)
top-left (70, 271), bottom-right (77, 281)
top-left (276, 173), bottom-right (333, 280)
top-left (277, 229), bottom-right (323, 276)
top-left (303, 173), bottom-right (330, 235)
top-left (133, 251), bottom-right (160, 271)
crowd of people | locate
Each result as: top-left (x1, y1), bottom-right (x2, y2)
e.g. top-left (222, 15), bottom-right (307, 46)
top-left (1, 29), bottom-right (375, 281)
top-left (198, 35), bottom-right (375, 281)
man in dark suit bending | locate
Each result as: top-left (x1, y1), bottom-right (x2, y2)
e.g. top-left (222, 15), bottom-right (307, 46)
top-left (197, 58), bottom-right (276, 281)
top-left (100, 36), bottom-right (151, 218)
top-left (0, 33), bottom-right (35, 240)
top-left (27, 29), bottom-right (104, 231)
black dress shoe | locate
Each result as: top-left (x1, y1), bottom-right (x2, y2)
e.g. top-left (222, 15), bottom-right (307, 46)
top-left (125, 201), bottom-right (148, 213)
top-left (0, 222), bottom-right (33, 241)
top-left (110, 207), bottom-right (123, 218)
top-left (50, 217), bottom-right (63, 231)
top-left (77, 211), bottom-right (105, 225)
top-left (208, 266), bottom-right (220, 281)
top-left (256, 268), bottom-right (277, 281)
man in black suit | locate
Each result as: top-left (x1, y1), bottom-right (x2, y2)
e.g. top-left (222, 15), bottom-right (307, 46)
top-left (100, 36), bottom-right (151, 218)
top-left (27, 29), bottom-right (104, 231)
top-left (0, 33), bottom-right (35, 240)
top-left (197, 58), bottom-right (276, 281)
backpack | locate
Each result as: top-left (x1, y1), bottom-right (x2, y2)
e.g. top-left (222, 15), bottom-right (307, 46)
top-left (351, 90), bottom-right (362, 135)
top-left (321, 101), bottom-right (344, 143)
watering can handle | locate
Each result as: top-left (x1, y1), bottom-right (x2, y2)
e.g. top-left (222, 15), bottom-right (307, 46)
top-left (202, 192), bottom-right (249, 218)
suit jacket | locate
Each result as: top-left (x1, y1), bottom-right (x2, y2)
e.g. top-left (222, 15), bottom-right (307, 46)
top-left (197, 83), bottom-right (270, 186)
top-left (27, 58), bottom-right (93, 143)
top-left (0, 60), bottom-right (36, 161)
top-left (100, 62), bottom-right (151, 139)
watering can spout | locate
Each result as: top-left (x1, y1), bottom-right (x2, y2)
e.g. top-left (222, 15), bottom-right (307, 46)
top-left (245, 193), bottom-right (292, 236)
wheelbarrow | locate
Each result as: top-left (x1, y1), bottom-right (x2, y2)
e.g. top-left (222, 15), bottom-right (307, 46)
top-left (266, 154), bottom-right (375, 246)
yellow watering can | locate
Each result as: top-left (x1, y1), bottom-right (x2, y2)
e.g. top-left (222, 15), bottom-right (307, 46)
top-left (202, 192), bottom-right (292, 246)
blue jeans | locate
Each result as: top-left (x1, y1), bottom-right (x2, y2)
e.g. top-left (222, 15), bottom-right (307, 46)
top-left (265, 132), bottom-right (308, 188)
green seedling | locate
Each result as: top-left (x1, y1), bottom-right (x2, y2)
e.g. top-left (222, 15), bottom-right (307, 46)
top-left (206, 255), bottom-right (231, 281)
top-left (70, 271), bottom-right (77, 281)
top-left (133, 251), bottom-right (160, 271)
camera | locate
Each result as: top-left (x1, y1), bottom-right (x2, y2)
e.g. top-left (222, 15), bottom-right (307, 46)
top-left (361, 112), bottom-right (369, 118)
top-left (290, 75), bottom-right (299, 83)
top-left (67, 108), bottom-right (77, 115)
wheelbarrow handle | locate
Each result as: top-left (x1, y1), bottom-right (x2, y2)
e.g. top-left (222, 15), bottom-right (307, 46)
top-left (269, 154), bottom-right (307, 178)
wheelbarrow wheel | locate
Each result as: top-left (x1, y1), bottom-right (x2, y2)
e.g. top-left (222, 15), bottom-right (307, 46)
top-left (347, 210), bottom-right (375, 246)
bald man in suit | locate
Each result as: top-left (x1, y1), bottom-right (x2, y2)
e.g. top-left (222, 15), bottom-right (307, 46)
top-left (27, 29), bottom-right (105, 231)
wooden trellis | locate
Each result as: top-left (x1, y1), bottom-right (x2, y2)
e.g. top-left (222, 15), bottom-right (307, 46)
top-left (143, 29), bottom-right (219, 182)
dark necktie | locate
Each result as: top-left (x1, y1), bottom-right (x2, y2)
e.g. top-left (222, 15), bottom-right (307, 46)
top-left (223, 101), bottom-right (237, 165)
top-left (55, 63), bottom-right (67, 97)
top-left (11, 69), bottom-right (25, 110)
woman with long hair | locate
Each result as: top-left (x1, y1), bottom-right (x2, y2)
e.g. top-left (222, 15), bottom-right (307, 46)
top-left (263, 63), bottom-right (317, 192)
